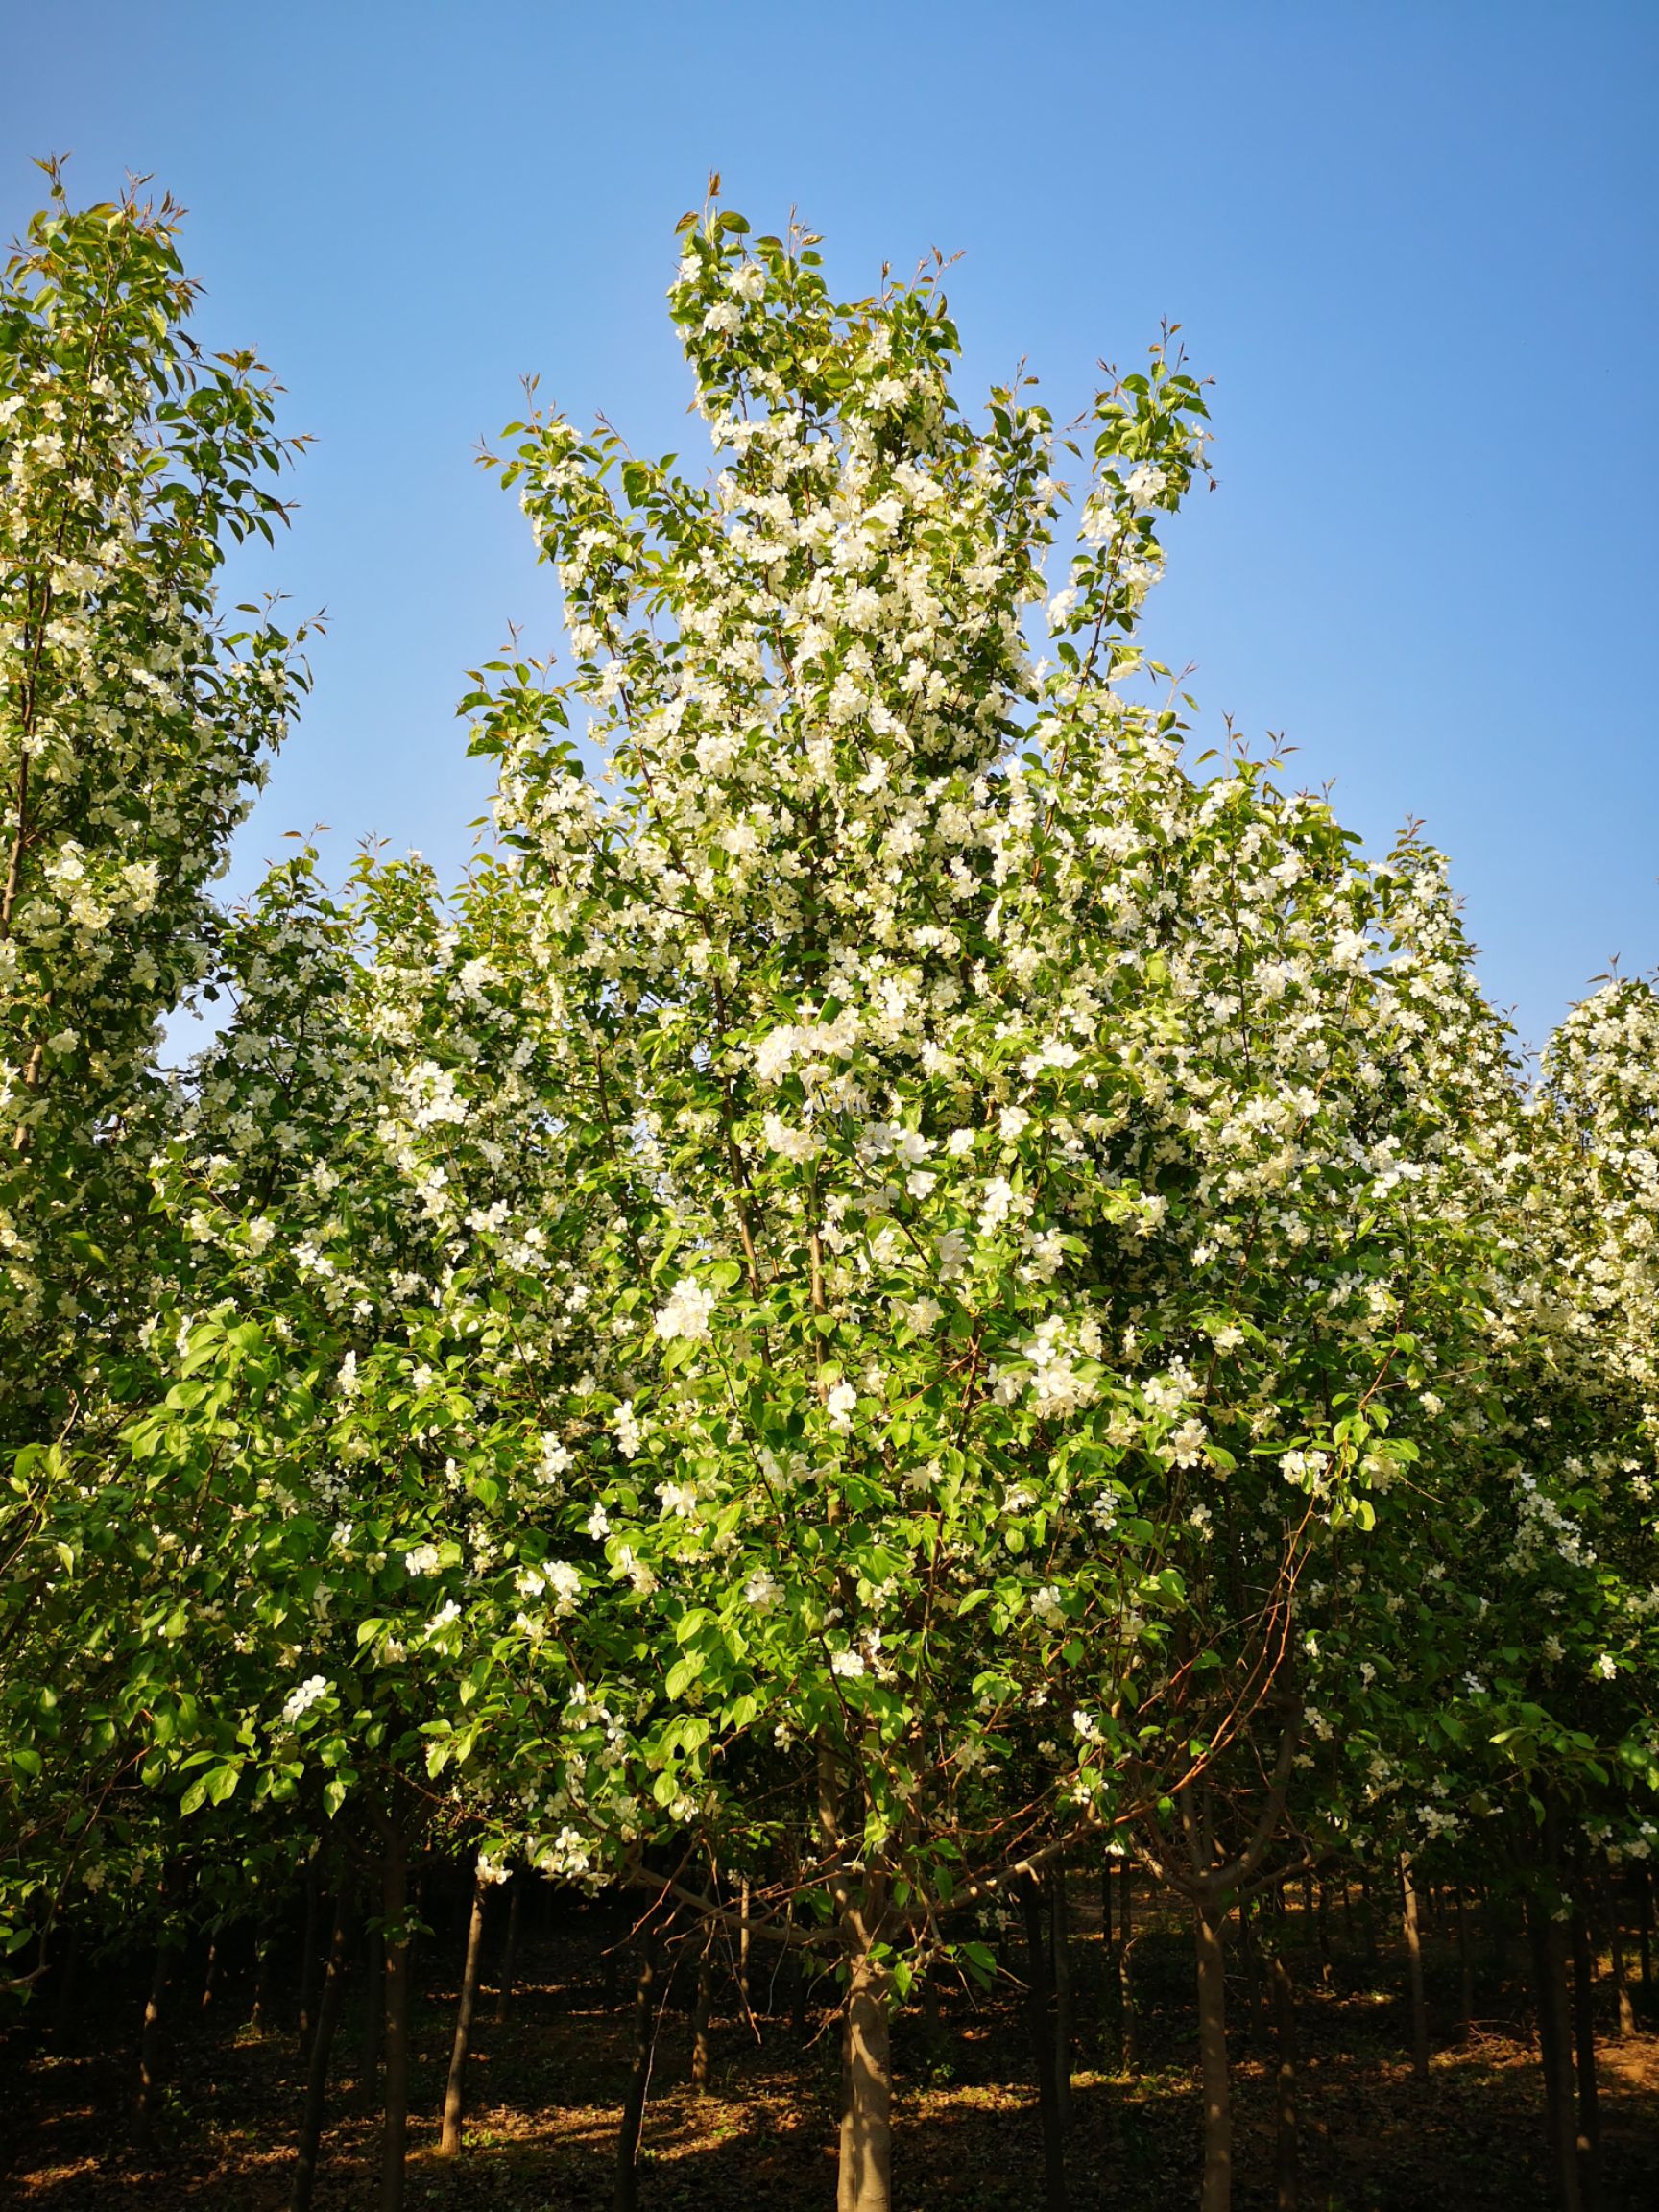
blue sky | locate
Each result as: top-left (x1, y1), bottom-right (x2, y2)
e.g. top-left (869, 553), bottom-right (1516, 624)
top-left (5, 0), bottom-right (1654, 1052)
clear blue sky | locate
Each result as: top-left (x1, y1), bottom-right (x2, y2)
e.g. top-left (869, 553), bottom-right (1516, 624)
top-left (6, 0), bottom-right (1655, 1052)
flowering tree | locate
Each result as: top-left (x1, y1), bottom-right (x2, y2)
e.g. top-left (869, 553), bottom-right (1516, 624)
top-left (450, 199), bottom-right (1526, 2211)
top-left (0, 169), bottom-right (305, 1967)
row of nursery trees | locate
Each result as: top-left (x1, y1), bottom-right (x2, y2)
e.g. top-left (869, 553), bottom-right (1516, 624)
top-left (3, 169), bottom-right (1658, 2212)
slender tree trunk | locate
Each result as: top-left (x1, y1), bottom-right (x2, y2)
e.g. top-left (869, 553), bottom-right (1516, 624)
top-left (1119, 1863), bottom-right (1132, 1945)
top-left (1455, 1886), bottom-right (1475, 2038)
top-left (137, 1941), bottom-right (171, 2141)
top-left (1571, 1908), bottom-right (1600, 2212)
top-left (1640, 1868), bottom-right (1653, 2003)
top-left (738, 1875), bottom-right (752, 2019)
top-left (1609, 1883), bottom-right (1635, 2038)
top-left (51, 1925), bottom-right (78, 2043)
top-left (1194, 1900), bottom-right (1234, 2212)
top-left (440, 1875), bottom-right (488, 2156)
top-left (380, 1835), bottom-right (412, 2212)
top-left (494, 1874), bottom-right (521, 2025)
top-left (1529, 1899), bottom-right (1583, 2212)
top-left (200, 1936), bottom-right (220, 2013)
top-left (838, 1941), bottom-right (894, 2212)
top-left (1121, 1926), bottom-right (1140, 2078)
top-left (1340, 1876), bottom-right (1354, 1948)
top-left (1021, 1875), bottom-right (1068, 2211)
top-left (251, 1925), bottom-right (274, 2035)
top-left (1272, 1948), bottom-right (1298, 2212)
top-left (613, 1934), bottom-right (660, 2212)
top-left (298, 1860), bottom-right (324, 2050)
top-left (292, 1891), bottom-right (350, 2212)
top-left (1401, 1857), bottom-right (1430, 2086)
top-left (1314, 1880), bottom-right (1332, 1984)
top-left (362, 1923), bottom-right (385, 2097)
top-left (1238, 1896), bottom-right (1262, 2057)
top-left (1049, 1859), bottom-right (1073, 2128)
top-left (690, 1927), bottom-right (715, 2093)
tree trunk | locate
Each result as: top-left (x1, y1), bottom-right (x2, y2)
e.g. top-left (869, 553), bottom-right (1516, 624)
top-left (137, 1941), bottom-right (171, 2140)
top-left (690, 1929), bottom-right (714, 2093)
top-left (1314, 1881), bottom-right (1332, 1984)
top-left (1571, 1907), bottom-right (1600, 2212)
top-left (1021, 1875), bottom-right (1068, 2211)
top-left (838, 1942), bottom-right (894, 2212)
top-left (1272, 1947), bottom-right (1298, 2212)
top-left (1194, 1901), bottom-right (1234, 2212)
top-left (380, 1835), bottom-right (412, 2212)
top-left (494, 1873), bottom-right (521, 2025)
top-left (1121, 1925), bottom-right (1140, 2078)
top-left (1529, 1898), bottom-right (1583, 2212)
top-left (51, 1925), bottom-right (79, 2043)
top-left (1238, 1896), bottom-right (1262, 2056)
top-left (1401, 1857), bottom-right (1430, 2086)
top-left (200, 1936), bottom-right (220, 2013)
top-left (298, 1860), bottom-right (324, 2051)
top-left (251, 1924), bottom-right (274, 2034)
top-left (1609, 1884), bottom-right (1635, 2038)
top-left (613, 1934), bottom-right (660, 2212)
top-left (1455, 1885), bottom-right (1475, 2038)
top-left (440, 1875), bottom-right (488, 2156)
top-left (292, 1890), bottom-right (350, 2212)
top-left (739, 1875), bottom-right (752, 2018)
top-left (361, 1922), bottom-right (385, 2096)
top-left (1049, 1859), bottom-right (1073, 2128)
top-left (1119, 1863), bottom-right (1132, 1945)
top-left (1640, 1868), bottom-right (1653, 2002)
top-left (1360, 1875), bottom-right (1378, 1966)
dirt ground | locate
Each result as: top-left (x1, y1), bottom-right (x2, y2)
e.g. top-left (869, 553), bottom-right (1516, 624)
top-left (7, 1891), bottom-right (1659, 2211)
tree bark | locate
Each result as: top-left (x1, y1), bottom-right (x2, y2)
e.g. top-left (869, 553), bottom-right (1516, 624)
top-left (380, 1835), bottom-right (412, 2212)
top-left (1120, 1925), bottom-right (1140, 2078)
top-left (1194, 1901), bottom-right (1234, 2212)
top-left (440, 1874), bottom-right (488, 2156)
top-left (1272, 1947), bottom-right (1298, 2212)
top-left (136, 1941), bottom-right (171, 2141)
top-left (50, 1924), bottom-right (78, 2043)
top-left (690, 1927), bottom-right (714, 2093)
top-left (292, 1890), bottom-right (350, 2212)
top-left (251, 1924), bottom-right (274, 2035)
top-left (361, 1922), bottom-right (385, 2097)
top-left (494, 1873), bottom-right (521, 2025)
top-left (1571, 1907), bottom-right (1600, 2212)
top-left (1049, 1858), bottom-right (1073, 2128)
top-left (1401, 1856), bottom-right (1430, 2086)
top-left (297, 1859), bottom-right (324, 2051)
top-left (738, 1874), bottom-right (752, 2019)
top-left (1238, 1896), bottom-right (1262, 2057)
top-left (614, 1934), bottom-right (660, 2212)
top-left (1455, 1885), bottom-right (1475, 2038)
top-left (1609, 1882), bottom-right (1635, 2038)
top-left (1529, 1898), bottom-right (1583, 2212)
top-left (1640, 1867), bottom-right (1653, 2002)
top-left (1021, 1874), bottom-right (1068, 2211)
top-left (838, 1940), bottom-right (894, 2212)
